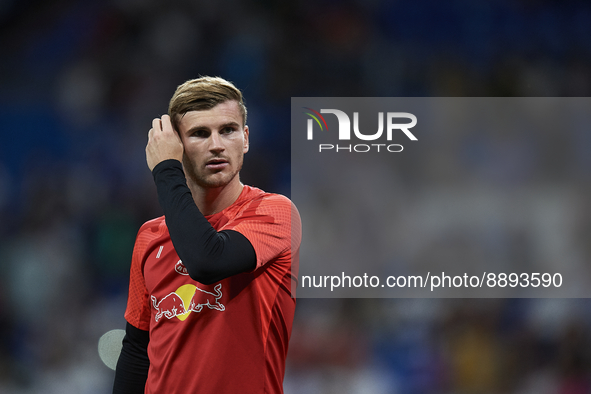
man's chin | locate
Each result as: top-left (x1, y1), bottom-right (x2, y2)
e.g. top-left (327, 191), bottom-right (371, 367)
top-left (202, 179), bottom-right (230, 189)
top-left (194, 173), bottom-right (238, 189)
top-left (184, 159), bottom-right (242, 190)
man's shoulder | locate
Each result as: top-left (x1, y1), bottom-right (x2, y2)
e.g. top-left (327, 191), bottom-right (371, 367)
top-left (238, 185), bottom-right (296, 216)
top-left (137, 215), bottom-right (168, 239)
top-left (235, 186), bottom-right (301, 232)
top-left (241, 185), bottom-right (293, 207)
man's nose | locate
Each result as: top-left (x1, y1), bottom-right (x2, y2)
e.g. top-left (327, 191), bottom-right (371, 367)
top-left (209, 132), bottom-right (224, 152)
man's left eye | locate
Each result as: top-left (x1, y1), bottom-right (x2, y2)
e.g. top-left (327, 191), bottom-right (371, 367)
top-left (222, 128), bottom-right (235, 134)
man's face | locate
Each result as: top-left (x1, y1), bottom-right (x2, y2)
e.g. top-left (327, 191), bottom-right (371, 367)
top-left (177, 100), bottom-right (249, 189)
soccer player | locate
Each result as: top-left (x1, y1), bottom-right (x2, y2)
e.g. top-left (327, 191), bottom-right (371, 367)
top-left (112, 76), bottom-right (301, 394)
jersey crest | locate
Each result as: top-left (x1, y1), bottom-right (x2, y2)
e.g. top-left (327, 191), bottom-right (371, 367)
top-left (175, 260), bottom-right (189, 275)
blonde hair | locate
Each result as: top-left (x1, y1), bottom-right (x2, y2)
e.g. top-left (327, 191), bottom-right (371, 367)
top-left (168, 76), bottom-right (247, 130)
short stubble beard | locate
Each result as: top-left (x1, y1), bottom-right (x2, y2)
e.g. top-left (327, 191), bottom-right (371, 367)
top-left (182, 154), bottom-right (243, 190)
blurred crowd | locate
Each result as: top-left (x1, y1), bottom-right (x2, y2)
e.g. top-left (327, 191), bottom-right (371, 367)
top-left (0, 0), bottom-right (590, 393)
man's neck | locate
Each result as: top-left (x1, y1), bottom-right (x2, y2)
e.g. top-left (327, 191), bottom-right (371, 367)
top-left (187, 177), bottom-right (244, 216)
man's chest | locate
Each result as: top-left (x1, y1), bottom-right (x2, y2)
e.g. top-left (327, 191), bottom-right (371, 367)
top-left (143, 239), bottom-right (187, 293)
top-left (143, 239), bottom-right (227, 324)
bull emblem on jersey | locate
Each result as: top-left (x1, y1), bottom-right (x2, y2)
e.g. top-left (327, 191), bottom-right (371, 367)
top-left (152, 292), bottom-right (187, 322)
top-left (189, 283), bottom-right (225, 312)
top-left (152, 284), bottom-right (225, 323)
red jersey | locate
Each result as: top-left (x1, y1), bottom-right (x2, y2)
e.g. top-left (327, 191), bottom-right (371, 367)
top-left (124, 185), bottom-right (301, 394)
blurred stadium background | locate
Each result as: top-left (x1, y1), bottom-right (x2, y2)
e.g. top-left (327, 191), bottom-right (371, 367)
top-left (1, 0), bottom-right (591, 393)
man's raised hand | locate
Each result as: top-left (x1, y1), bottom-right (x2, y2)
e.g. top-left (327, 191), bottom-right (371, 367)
top-left (146, 115), bottom-right (184, 171)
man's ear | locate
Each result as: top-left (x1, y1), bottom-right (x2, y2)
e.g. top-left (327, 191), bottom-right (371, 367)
top-left (243, 125), bottom-right (249, 154)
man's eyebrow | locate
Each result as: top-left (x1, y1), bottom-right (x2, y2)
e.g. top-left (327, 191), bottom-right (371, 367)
top-left (219, 122), bottom-right (241, 129)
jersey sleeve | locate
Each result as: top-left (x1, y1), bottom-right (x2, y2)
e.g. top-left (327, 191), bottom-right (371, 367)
top-left (124, 223), bottom-right (153, 331)
top-left (223, 194), bottom-right (302, 270)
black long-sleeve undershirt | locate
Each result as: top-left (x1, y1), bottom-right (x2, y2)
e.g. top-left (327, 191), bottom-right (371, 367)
top-left (113, 159), bottom-right (257, 393)
top-left (113, 323), bottom-right (150, 394)
top-left (152, 159), bottom-right (256, 284)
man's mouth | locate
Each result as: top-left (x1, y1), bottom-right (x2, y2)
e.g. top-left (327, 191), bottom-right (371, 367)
top-left (205, 158), bottom-right (229, 170)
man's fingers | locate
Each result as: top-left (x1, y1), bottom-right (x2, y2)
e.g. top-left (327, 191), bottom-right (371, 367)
top-left (152, 115), bottom-right (176, 137)
top-left (152, 118), bottom-right (162, 132)
top-left (146, 115), bottom-right (183, 171)
top-left (161, 115), bottom-right (174, 134)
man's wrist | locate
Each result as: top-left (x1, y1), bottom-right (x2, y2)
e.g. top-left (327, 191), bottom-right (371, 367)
top-left (152, 159), bottom-right (183, 176)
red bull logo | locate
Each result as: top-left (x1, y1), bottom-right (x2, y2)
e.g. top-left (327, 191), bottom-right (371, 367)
top-left (152, 292), bottom-right (187, 322)
top-left (151, 283), bottom-right (225, 323)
